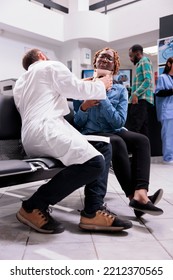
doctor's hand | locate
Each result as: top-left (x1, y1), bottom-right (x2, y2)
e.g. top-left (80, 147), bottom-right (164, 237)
top-left (82, 77), bottom-right (93, 81)
top-left (81, 100), bottom-right (100, 112)
top-left (100, 75), bottom-right (113, 91)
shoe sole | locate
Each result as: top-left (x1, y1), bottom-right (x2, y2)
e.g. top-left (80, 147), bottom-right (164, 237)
top-left (79, 223), bottom-right (130, 231)
top-left (150, 189), bottom-right (163, 205)
top-left (16, 212), bottom-right (64, 234)
top-left (132, 207), bottom-right (163, 216)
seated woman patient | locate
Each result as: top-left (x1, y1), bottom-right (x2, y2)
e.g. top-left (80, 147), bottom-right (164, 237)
top-left (73, 47), bottom-right (163, 218)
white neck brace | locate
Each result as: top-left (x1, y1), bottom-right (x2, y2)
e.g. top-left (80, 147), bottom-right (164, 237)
top-left (94, 69), bottom-right (113, 78)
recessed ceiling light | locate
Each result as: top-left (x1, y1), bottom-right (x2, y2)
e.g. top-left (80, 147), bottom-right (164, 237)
top-left (143, 45), bottom-right (158, 56)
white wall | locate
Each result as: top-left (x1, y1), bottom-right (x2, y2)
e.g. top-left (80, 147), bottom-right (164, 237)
top-left (0, 0), bottom-right (64, 44)
top-left (0, 0), bottom-right (109, 44)
top-left (0, 32), bottom-right (92, 80)
top-left (0, 31), bottom-right (60, 80)
top-left (0, 0), bottom-right (172, 80)
top-left (109, 0), bottom-right (173, 42)
top-left (64, 11), bottom-right (109, 42)
top-left (0, 29), bottom-right (159, 82)
top-left (59, 40), bottom-right (81, 78)
top-left (1, 0), bottom-right (173, 46)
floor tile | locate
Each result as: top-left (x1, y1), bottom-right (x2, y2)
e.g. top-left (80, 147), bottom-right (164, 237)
top-left (94, 240), bottom-right (172, 260)
top-left (23, 242), bottom-right (97, 260)
top-left (0, 161), bottom-right (173, 260)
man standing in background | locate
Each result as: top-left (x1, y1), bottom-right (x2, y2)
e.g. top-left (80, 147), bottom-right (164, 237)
top-left (128, 44), bottom-right (154, 137)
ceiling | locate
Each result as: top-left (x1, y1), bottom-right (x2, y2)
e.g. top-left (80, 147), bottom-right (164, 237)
top-left (33, 0), bottom-right (157, 67)
top-left (1, 1), bottom-right (157, 68)
top-left (50, 0), bottom-right (142, 14)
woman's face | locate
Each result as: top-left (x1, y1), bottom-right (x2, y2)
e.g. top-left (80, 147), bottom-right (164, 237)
top-left (96, 49), bottom-right (114, 72)
top-left (167, 61), bottom-right (173, 72)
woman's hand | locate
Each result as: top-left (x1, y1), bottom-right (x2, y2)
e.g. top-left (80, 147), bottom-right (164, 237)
top-left (81, 100), bottom-right (100, 111)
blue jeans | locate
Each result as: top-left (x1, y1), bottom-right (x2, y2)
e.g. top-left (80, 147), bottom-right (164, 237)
top-left (84, 141), bottom-right (112, 213)
top-left (23, 142), bottom-right (112, 214)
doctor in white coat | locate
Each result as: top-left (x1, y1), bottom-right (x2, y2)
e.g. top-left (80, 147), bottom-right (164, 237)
top-left (13, 48), bottom-right (132, 234)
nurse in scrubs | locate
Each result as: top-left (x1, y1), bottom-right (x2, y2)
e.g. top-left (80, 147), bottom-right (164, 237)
top-left (155, 57), bottom-right (173, 164)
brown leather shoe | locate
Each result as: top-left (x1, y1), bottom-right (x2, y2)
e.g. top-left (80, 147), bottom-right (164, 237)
top-left (79, 209), bottom-right (132, 232)
top-left (16, 207), bottom-right (65, 234)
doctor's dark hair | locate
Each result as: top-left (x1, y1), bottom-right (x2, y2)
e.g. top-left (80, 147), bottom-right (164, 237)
top-left (163, 57), bottom-right (173, 74)
top-left (93, 47), bottom-right (120, 75)
top-left (22, 48), bottom-right (41, 70)
top-left (129, 44), bottom-right (143, 54)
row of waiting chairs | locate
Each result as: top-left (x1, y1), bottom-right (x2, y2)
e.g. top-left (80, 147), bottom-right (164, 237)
top-left (0, 94), bottom-right (74, 189)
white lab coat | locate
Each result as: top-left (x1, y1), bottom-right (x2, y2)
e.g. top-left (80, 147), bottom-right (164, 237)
top-left (13, 60), bottom-right (106, 166)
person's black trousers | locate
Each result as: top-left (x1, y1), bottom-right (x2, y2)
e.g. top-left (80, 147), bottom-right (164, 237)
top-left (91, 130), bottom-right (150, 197)
top-left (128, 99), bottom-right (152, 137)
top-left (113, 129), bottom-right (150, 197)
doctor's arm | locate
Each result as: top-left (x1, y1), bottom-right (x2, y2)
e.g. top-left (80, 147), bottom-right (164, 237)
top-left (51, 63), bottom-right (112, 100)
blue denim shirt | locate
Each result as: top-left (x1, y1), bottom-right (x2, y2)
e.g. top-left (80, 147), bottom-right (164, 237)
top-left (73, 83), bottom-right (128, 134)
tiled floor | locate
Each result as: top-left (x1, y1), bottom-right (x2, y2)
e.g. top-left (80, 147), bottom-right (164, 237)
top-left (0, 159), bottom-right (173, 260)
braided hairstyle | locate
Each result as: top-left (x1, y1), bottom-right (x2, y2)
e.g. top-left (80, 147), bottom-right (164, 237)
top-left (93, 47), bottom-right (120, 75)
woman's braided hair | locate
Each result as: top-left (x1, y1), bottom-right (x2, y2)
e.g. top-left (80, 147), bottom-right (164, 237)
top-left (93, 47), bottom-right (120, 75)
